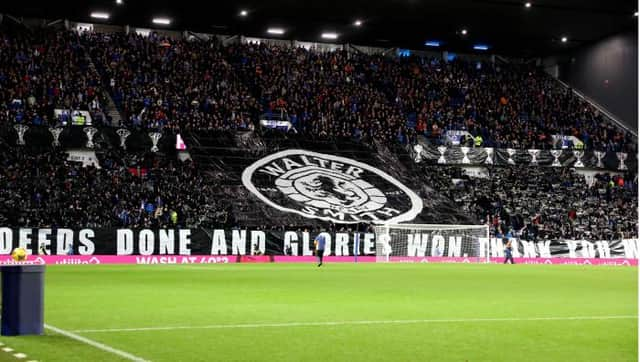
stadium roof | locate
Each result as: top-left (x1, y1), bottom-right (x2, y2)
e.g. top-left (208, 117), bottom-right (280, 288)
top-left (1, 0), bottom-right (637, 56)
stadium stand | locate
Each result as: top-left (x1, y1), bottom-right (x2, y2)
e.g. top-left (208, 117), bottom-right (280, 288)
top-left (80, 31), bottom-right (636, 152)
top-left (0, 27), bottom-right (636, 242)
top-left (0, 28), bottom-right (108, 127)
top-left (417, 165), bottom-right (638, 241)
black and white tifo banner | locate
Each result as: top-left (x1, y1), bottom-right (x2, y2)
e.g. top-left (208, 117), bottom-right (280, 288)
top-left (242, 149), bottom-right (423, 224)
top-left (412, 145), bottom-right (633, 171)
top-left (0, 228), bottom-right (638, 258)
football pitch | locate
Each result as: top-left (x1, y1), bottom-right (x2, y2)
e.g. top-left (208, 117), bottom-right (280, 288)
top-left (0, 263), bottom-right (636, 362)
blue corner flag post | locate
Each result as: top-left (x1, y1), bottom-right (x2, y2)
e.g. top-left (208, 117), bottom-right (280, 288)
top-left (354, 232), bottom-right (360, 263)
top-left (1, 265), bottom-right (45, 336)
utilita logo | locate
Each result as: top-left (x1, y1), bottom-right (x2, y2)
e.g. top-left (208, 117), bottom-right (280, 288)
top-left (53, 257), bottom-right (101, 265)
top-left (242, 150), bottom-right (423, 223)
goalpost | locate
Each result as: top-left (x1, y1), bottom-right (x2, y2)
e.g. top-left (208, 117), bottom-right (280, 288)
top-left (373, 224), bottom-right (490, 263)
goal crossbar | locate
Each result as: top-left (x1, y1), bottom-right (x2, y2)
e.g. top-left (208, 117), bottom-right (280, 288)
top-left (375, 224), bottom-right (489, 231)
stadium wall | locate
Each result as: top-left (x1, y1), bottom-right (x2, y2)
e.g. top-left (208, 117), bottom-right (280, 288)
top-left (545, 31), bottom-right (638, 131)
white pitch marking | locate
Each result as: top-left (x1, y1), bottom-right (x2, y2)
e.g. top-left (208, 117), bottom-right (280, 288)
top-left (71, 315), bottom-right (638, 333)
top-left (13, 352), bottom-right (27, 359)
top-left (2, 347), bottom-right (13, 352)
top-left (44, 324), bottom-right (148, 362)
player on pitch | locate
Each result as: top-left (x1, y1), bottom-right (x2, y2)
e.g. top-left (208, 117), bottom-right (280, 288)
top-left (314, 230), bottom-right (326, 267)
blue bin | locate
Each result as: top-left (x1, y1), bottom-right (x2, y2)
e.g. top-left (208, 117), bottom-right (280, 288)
top-left (1, 265), bottom-right (45, 336)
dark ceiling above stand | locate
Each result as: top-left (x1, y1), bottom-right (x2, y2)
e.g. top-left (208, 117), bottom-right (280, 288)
top-left (1, 0), bottom-right (637, 56)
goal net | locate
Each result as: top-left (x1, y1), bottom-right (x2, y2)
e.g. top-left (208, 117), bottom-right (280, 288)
top-left (373, 224), bottom-right (490, 263)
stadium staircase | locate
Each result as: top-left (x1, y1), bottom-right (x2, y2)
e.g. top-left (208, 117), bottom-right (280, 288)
top-left (81, 48), bottom-right (123, 127)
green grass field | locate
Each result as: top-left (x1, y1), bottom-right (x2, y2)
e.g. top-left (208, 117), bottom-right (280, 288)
top-left (0, 263), bottom-right (636, 362)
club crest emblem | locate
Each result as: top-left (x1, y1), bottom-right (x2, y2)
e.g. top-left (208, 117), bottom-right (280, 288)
top-left (242, 150), bottom-right (423, 224)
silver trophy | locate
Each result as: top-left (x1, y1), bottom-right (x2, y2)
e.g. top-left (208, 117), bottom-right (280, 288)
top-left (594, 151), bottom-right (605, 169)
top-left (412, 144), bottom-right (423, 163)
top-left (84, 127), bottom-right (98, 148)
top-left (14, 124), bottom-right (28, 145)
top-left (616, 152), bottom-right (628, 170)
top-left (528, 149), bottom-right (540, 165)
top-left (484, 148), bottom-right (494, 164)
top-left (116, 128), bottom-right (131, 149)
top-left (507, 148), bottom-right (516, 165)
top-left (573, 150), bottom-right (585, 168)
top-left (460, 147), bottom-right (471, 164)
top-left (49, 127), bottom-right (63, 147)
top-left (550, 150), bottom-right (562, 167)
top-left (149, 132), bottom-right (162, 153)
top-left (437, 146), bottom-right (447, 164)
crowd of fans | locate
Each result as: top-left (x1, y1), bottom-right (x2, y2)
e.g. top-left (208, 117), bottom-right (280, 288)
top-left (80, 31), bottom-right (634, 152)
top-left (420, 165), bottom-right (638, 241)
top-left (83, 32), bottom-right (259, 131)
top-left (0, 29), bottom-right (107, 127)
top-left (0, 27), bottom-right (634, 152)
top-left (0, 143), bottom-right (233, 228)
top-left (0, 27), bottom-right (636, 241)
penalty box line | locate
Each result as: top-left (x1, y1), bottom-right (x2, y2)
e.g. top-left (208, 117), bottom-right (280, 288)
top-left (71, 315), bottom-right (638, 334)
top-left (44, 324), bottom-right (149, 362)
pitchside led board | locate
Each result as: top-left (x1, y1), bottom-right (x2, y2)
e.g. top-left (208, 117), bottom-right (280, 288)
top-left (0, 150), bottom-right (637, 260)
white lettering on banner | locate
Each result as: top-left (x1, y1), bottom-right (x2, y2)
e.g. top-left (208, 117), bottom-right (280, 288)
top-left (363, 233), bottom-right (375, 255)
top-left (179, 229), bottom-right (191, 255)
top-left (159, 229), bottom-right (175, 254)
top-left (622, 239), bottom-right (639, 259)
top-left (37, 229), bottom-right (52, 255)
top-left (377, 208), bottom-right (401, 217)
top-left (537, 241), bottom-right (551, 258)
top-left (521, 240), bottom-right (537, 258)
top-left (447, 236), bottom-right (462, 257)
top-left (232, 230), bottom-right (247, 255)
top-left (407, 234), bottom-right (428, 256)
top-left (566, 240), bottom-right (578, 258)
top-left (139, 229), bottom-right (154, 256)
top-left (323, 209), bottom-right (345, 221)
top-left (378, 234), bottom-right (392, 255)
top-left (510, 238), bottom-right (520, 257)
top-left (57, 229), bottom-right (74, 255)
top-left (18, 229), bottom-right (32, 251)
top-left (78, 229), bottom-right (95, 255)
top-left (0, 228), bottom-right (637, 259)
top-left (210, 230), bottom-right (227, 255)
top-left (257, 163), bottom-right (285, 177)
top-left (312, 157), bottom-right (328, 168)
top-left (581, 240), bottom-right (596, 258)
top-left (283, 232), bottom-right (299, 256)
top-left (0, 228), bottom-right (12, 254)
top-left (595, 241), bottom-right (611, 258)
top-left (302, 232), bottom-right (313, 256)
top-left (431, 235), bottom-right (445, 257)
top-left (282, 158), bottom-right (303, 170)
top-left (117, 229), bottom-right (134, 255)
top-left (250, 231), bottom-right (266, 255)
top-left (478, 238), bottom-right (489, 257)
top-left (335, 233), bottom-right (349, 256)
